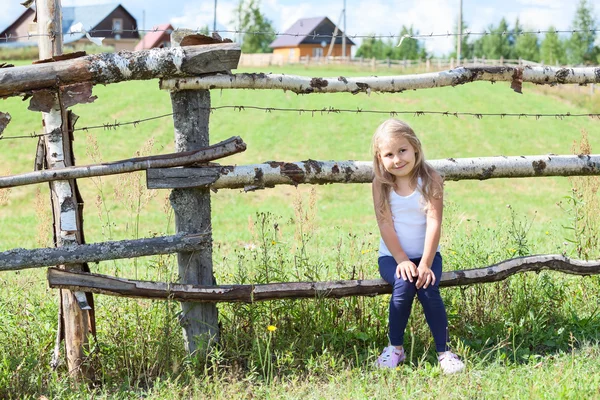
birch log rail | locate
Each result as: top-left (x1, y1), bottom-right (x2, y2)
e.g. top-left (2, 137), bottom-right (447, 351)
top-left (160, 66), bottom-right (600, 94)
top-left (0, 42), bottom-right (240, 98)
top-left (0, 136), bottom-right (246, 188)
top-left (0, 233), bottom-right (209, 271)
top-left (146, 154), bottom-right (600, 190)
top-left (47, 255), bottom-right (600, 302)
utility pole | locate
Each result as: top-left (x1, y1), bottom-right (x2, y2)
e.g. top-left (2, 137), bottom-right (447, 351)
top-left (457, 0), bottom-right (463, 64)
top-left (213, 0), bottom-right (217, 32)
top-left (342, 0), bottom-right (346, 60)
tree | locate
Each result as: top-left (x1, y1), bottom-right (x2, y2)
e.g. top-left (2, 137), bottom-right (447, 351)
top-left (234, 0), bottom-right (276, 53)
top-left (540, 27), bottom-right (566, 65)
top-left (355, 36), bottom-right (386, 59)
top-left (508, 18), bottom-right (522, 59)
top-left (513, 25), bottom-right (540, 62)
top-left (472, 19), bottom-right (511, 59)
top-left (482, 18), bottom-right (512, 59)
top-left (566, 0), bottom-right (598, 64)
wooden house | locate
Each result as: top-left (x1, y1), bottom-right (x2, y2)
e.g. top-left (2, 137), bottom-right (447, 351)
top-left (0, 3), bottom-right (139, 51)
top-left (269, 17), bottom-right (354, 62)
top-left (134, 23), bottom-right (173, 51)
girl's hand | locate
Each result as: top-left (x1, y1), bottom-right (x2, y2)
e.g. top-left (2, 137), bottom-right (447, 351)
top-left (396, 260), bottom-right (418, 282)
top-left (415, 265), bottom-right (436, 289)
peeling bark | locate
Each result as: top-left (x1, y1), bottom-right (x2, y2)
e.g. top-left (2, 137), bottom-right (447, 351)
top-left (146, 155), bottom-right (600, 190)
top-left (47, 255), bottom-right (600, 302)
top-left (160, 66), bottom-right (600, 94)
top-left (0, 111), bottom-right (10, 135)
top-left (0, 136), bottom-right (245, 188)
top-left (0, 43), bottom-right (241, 98)
top-left (0, 233), bottom-right (208, 271)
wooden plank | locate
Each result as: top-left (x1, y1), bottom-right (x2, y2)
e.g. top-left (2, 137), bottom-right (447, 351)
top-left (0, 43), bottom-right (240, 98)
top-left (47, 255), bottom-right (600, 302)
top-left (0, 233), bottom-right (208, 271)
top-left (0, 136), bottom-right (245, 188)
top-left (146, 155), bottom-right (600, 190)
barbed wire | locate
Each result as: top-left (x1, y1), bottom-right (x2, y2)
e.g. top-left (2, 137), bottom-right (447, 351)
top-left (1, 106), bottom-right (598, 141)
top-left (2, 27), bottom-right (599, 43)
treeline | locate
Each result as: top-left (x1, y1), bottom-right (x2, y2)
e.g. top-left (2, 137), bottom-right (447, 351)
top-left (356, 0), bottom-right (599, 65)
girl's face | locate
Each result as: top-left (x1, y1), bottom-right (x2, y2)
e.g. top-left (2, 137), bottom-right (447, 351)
top-left (377, 135), bottom-right (417, 179)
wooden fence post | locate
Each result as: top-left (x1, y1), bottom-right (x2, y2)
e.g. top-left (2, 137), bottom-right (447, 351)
top-left (168, 30), bottom-right (219, 355)
top-left (37, 0), bottom-right (94, 379)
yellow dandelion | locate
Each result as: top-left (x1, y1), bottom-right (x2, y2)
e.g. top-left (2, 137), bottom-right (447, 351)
top-left (545, 231), bottom-right (550, 235)
top-left (267, 325), bottom-right (277, 332)
top-left (271, 240), bottom-right (276, 245)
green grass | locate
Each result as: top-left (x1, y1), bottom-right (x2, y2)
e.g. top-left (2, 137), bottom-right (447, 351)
top-left (0, 62), bottom-right (599, 398)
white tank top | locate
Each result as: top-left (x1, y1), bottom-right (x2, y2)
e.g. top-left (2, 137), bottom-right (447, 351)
top-left (378, 180), bottom-right (439, 259)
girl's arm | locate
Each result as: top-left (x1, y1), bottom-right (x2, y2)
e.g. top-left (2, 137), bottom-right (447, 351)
top-left (372, 181), bottom-right (418, 281)
top-left (419, 171), bottom-right (444, 269)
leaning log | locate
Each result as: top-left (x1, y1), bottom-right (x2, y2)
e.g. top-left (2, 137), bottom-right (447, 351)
top-left (160, 66), bottom-right (600, 94)
top-left (47, 255), bottom-right (600, 302)
top-left (146, 154), bottom-right (600, 190)
top-left (0, 43), bottom-right (240, 98)
top-left (0, 233), bottom-right (208, 271)
top-left (0, 136), bottom-right (245, 189)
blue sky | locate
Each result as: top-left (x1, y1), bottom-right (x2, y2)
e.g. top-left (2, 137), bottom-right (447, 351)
top-left (1, 0), bottom-right (597, 55)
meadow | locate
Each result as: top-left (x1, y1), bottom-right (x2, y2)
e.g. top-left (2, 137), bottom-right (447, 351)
top-left (0, 62), bottom-right (599, 398)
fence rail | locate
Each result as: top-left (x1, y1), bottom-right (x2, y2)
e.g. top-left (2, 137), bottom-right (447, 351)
top-left (0, 233), bottom-right (209, 271)
top-left (160, 66), bottom-right (600, 95)
top-left (146, 155), bottom-right (600, 190)
top-left (47, 255), bottom-right (600, 302)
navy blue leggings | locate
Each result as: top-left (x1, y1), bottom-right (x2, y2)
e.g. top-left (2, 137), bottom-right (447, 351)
top-left (379, 253), bottom-right (449, 352)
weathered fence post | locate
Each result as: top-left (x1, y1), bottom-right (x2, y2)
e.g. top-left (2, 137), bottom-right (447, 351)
top-left (169, 30), bottom-right (220, 355)
top-left (37, 0), bottom-right (94, 379)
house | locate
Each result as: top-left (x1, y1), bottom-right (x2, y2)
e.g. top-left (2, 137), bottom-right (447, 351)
top-left (269, 17), bottom-right (354, 62)
top-left (0, 3), bottom-right (139, 51)
top-left (134, 23), bottom-right (173, 51)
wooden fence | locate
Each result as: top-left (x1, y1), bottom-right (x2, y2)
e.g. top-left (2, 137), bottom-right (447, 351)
top-left (239, 53), bottom-right (543, 70)
top-left (1, 0), bottom-right (600, 380)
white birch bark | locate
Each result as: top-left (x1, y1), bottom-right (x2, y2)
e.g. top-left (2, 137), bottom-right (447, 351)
top-left (0, 43), bottom-right (241, 98)
top-left (146, 155), bottom-right (600, 190)
top-left (160, 66), bottom-right (600, 94)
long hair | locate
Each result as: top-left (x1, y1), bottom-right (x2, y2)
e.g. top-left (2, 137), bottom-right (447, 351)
top-left (371, 119), bottom-right (442, 220)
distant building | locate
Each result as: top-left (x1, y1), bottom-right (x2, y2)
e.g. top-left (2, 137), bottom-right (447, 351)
top-left (134, 23), bottom-right (173, 51)
top-left (269, 17), bottom-right (354, 62)
top-left (0, 3), bottom-right (139, 51)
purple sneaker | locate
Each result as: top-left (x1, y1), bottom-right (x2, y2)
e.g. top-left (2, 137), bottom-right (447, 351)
top-left (376, 346), bottom-right (405, 369)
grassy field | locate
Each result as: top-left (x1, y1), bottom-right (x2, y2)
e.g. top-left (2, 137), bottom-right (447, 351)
top-left (0, 62), bottom-right (599, 398)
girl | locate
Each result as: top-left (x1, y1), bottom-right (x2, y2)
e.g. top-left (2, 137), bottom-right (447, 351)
top-left (371, 119), bottom-right (464, 374)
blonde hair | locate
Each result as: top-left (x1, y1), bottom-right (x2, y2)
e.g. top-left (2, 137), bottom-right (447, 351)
top-left (372, 119), bottom-right (442, 219)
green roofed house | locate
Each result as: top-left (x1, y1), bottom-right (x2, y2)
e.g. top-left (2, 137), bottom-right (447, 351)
top-left (0, 3), bottom-right (139, 50)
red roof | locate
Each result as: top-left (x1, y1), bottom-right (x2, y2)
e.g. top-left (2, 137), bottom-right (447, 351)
top-left (134, 23), bottom-right (173, 50)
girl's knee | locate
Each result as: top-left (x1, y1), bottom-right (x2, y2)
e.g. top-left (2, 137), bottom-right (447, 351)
top-left (416, 285), bottom-right (442, 302)
top-left (393, 278), bottom-right (416, 296)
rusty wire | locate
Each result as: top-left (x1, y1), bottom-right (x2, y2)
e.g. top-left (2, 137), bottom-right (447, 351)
top-left (1, 106), bottom-right (598, 141)
top-left (2, 27), bottom-right (599, 42)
